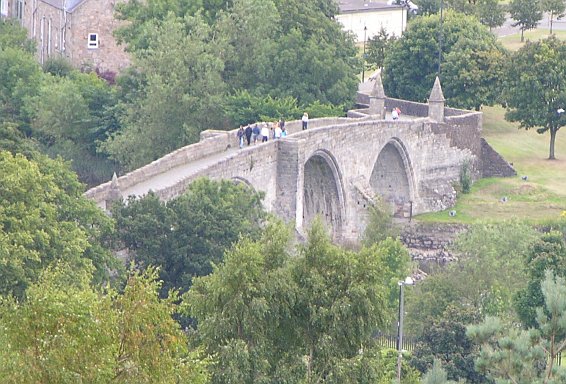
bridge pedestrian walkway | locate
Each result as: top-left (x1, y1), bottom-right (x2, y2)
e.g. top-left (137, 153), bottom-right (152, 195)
top-left (120, 144), bottom-right (241, 198)
top-left (88, 107), bottom-right (423, 208)
top-left (117, 112), bottom-right (417, 200)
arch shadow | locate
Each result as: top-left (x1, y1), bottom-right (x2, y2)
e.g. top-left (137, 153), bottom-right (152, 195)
top-left (302, 149), bottom-right (346, 240)
top-left (370, 137), bottom-right (416, 217)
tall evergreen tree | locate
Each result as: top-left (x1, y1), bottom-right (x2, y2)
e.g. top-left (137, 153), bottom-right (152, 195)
top-left (468, 271), bottom-right (566, 383)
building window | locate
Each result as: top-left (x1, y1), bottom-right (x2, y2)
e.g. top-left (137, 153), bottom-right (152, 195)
top-left (87, 33), bottom-right (99, 49)
top-left (16, 0), bottom-right (24, 20)
top-left (1, 0), bottom-right (8, 17)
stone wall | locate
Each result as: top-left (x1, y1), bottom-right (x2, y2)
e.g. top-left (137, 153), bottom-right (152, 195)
top-left (384, 97), bottom-right (429, 117)
top-left (440, 112), bottom-right (483, 177)
top-left (85, 129), bottom-right (235, 207)
top-left (400, 222), bottom-right (468, 271)
top-left (481, 138), bottom-right (517, 178)
top-left (85, 116), bottom-right (356, 209)
top-left (355, 95), bottom-right (431, 117)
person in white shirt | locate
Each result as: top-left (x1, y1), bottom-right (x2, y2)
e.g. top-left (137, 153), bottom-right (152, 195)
top-left (392, 107), bottom-right (399, 120)
top-left (302, 112), bottom-right (309, 130)
top-left (274, 123), bottom-right (282, 139)
top-left (261, 124), bottom-right (270, 142)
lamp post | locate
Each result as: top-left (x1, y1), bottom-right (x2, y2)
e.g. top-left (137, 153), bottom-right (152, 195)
top-left (437, 0), bottom-right (443, 76)
top-left (362, 25), bottom-right (367, 83)
top-left (396, 276), bottom-right (415, 384)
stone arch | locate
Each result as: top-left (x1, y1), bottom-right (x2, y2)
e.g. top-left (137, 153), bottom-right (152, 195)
top-left (231, 176), bottom-right (254, 189)
top-left (302, 150), bottom-right (345, 239)
top-left (370, 138), bottom-right (415, 218)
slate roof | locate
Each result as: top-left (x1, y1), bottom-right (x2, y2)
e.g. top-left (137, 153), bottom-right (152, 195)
top-left (339, 0), bottom-right (400, 13)
top-left (40, 0), bottom-right (87, 12)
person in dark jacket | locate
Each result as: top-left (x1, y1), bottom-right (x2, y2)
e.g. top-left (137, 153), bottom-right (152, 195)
top-left (245, 124), bottom-right (253, 146)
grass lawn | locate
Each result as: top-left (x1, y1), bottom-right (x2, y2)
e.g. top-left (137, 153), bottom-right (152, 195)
top-left (499, 29), bottom-right (566, 51)
top-left (416, 106), bottom-right (566, 223)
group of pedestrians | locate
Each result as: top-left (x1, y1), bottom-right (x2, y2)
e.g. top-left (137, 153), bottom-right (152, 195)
top-left (236, 118), bottom-right (289, 148)
top-left (391, 107), bottom-right (402, 120)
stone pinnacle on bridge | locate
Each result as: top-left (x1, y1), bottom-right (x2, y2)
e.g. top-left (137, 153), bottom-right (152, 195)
top-left (369, 70), bottom-right (386, 119)
top-left (428, 76), bottom-right (445, 122)
top-left (105, 172), bottom-right (122, 210)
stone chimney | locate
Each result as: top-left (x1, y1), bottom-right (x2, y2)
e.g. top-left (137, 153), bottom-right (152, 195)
top-left (105, 172), bottom-right (122, 211)
top-left (368, 71), bottom-right (386, 119)
top-left (428, 76), bottom-right (445, 122)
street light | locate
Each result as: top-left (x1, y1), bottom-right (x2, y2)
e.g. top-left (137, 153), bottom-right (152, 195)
top-left (437, 0), bottom-right (444, 76)
top-left (362, 25), bottom-right (368, 83)
top-left (397, 276), bottom-right (415, 384)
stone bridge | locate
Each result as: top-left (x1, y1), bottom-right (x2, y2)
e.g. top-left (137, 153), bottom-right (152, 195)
top-left (86, 77), bottom-right (515, 243)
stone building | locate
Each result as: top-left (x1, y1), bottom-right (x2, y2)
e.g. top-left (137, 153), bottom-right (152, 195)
top-left (2, 0), bottom-right (130, 73)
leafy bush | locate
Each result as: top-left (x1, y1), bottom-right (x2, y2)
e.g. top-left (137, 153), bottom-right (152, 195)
top-left (225, 90), bottom-right (345, 126)
top-left (460, 161), bottom-right (472, 194)
top-left (303, 100), bottom-right (345, 119)
top-left (42, 57), bottom-right (74, 77)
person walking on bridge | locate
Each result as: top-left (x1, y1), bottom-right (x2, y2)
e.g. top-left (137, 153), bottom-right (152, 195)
top-left (245, 124), bottom-right (253, 146)
top-left (261, 123), bottom-right (269, 142)
top-left (302, 112), bottom-right (309, 130)
top-left (237, 126), bottom-right (245, 148)
top-left (252, 123), bottom-right (260, 144)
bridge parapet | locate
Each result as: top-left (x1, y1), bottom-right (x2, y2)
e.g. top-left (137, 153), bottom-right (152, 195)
top-left (85, 116), bottom-right (370, 209)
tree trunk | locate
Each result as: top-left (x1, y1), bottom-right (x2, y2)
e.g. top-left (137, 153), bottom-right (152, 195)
top-left (549, 128), bottom-right (557, 160)
top-left (551, 12), bottom-right (554, 35)
top-left (521, 28), bottom-right (525, 42)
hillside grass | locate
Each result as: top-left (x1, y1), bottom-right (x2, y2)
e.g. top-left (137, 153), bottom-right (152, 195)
top-left (416, 106), bottom-right (566, 224)
top-left (499, 29), bottom-right (566, 51)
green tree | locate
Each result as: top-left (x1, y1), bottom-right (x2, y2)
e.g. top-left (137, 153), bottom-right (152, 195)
top-left (542, 0), bottom-right (566, 34)
top-left (0, 47), bottom-right (43, 126)
top-left (361, 197), bottom-right (399, 246)
top-left (0, 151), bottom-right (117, 299)
top-left (414, 0), bottom-right (441, 15)
top-left (383, 11), bottom-right (506, 109)
top-left (366, 27), bottom-right (396, 70)
top-left (509, 0), bottom-right (543, 42)
top-left (113, 266), bottom-right (210, 383)
top-left (421, 359), bottom-right (459, 384)
top-left (184, 220), bottom-right (296, 383)
top-left (42, 56), bottom-right (74, 77)
top-left (407, 222), bottom-right (537, 334)
top-left (24, 71), bottom-right (119, 185)
top-left (444, 0), bottom-right (475, 14)
top-left (468, 271), bottom-right (566, 383)
top-left (184, 219), bottom-right (406, 383)
top-left (0, 18), bottom-right (35, 53)
top-left (514, 231), bottom-right (566, 328)
top-left (503, 36), bottom-right (566, 160)
top-left (476, 0), bottom-right (506, 30)
top-left (410, 306), bottom-right (487, 383)
top-left (0, 263), bottom-right (117, 383)
top-left (0, 263), bottom-right (210, 384)
top-left (0, 122), bottom-right (38, 157)
top-left (103, 14), bottom-right (226, 170)
top-left (112, 178), bottom-right (266, 296)
top-left (223, 90), bottom-right (301, 126)
top-left (215, 0), bottom-right (280, 93)
top-left (443, 35), bottom-right (506, 110)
